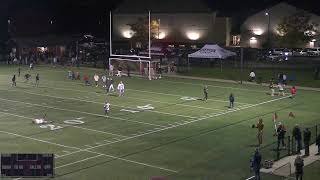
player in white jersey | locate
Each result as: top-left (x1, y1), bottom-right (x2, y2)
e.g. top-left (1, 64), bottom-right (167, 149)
top-left (32, 114), bottom-right (51, 124)
top-left (117, 81), bottom-right (125, 97)
top-left (278, 83), bottom-right (285, 96)
top-left (103, 101), bottom-right (110, 115)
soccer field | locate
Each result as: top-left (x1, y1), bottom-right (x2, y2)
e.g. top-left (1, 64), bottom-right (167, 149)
top-left (0, 65), bottom-right (319, 180)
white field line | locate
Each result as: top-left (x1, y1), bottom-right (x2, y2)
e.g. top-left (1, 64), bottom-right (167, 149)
top-left (29, 82), bottom-right (227, 112)
top-left (5, 78), bottom-right (254, 106)
top-left (58, 95), bottom-right (291, 159)
top-left (2, 86), bottom-right (198, 120)
top-left (159, 79), bottom-right (268, 93)
top-left (245, 176), bottom-right (255, 180)
top-left (0, 90), bottom-right (166, 128)
top-left (0, 130), bottom-right (178, 173)
top-left (55, 154), bottom-right (103, 169)
top-left (0, 110), bottom-right (128, 138)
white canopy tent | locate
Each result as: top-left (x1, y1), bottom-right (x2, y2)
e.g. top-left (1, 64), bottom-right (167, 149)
top-left (187, 44), bottom-right (236, 71)
top-left (188, 44), bottom-right (236, 59)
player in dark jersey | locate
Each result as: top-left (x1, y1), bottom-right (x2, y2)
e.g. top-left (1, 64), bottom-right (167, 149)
top-left (35, 73), bottom-right (40, 87)
top-left (203, 85), bottom-right (208, 101)
top-left (12, 75), bottom-right (16, 87)
top-left (24, 73), bottom-right (31, 82)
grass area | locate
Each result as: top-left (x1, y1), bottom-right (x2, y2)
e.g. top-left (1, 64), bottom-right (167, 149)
top-left (180, 67), bottom-right (320, 88)
top-left (0, 65), bottom-right (319, 180)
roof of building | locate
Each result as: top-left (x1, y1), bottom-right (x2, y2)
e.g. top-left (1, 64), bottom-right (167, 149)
top-left (114, 0), bottom-right (213, 13)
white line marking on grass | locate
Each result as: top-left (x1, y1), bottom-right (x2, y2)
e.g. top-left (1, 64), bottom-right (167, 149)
top-left (85, 145), bottom-right (94, 147)
top-left (245, 176), bottom-right (255, 180)
top-left (55, 154), bottom-right (103, 169)
top-left (0, 130), bottom-right (178, 173)
top-left (12, 81), bottom-right (243, 111)
top-left (62, 150), bottom-right (71, 153)
top-left (0, 109), bottom-right (128, 138)
top-left (145, 110), bottom-right (197, 119)
top-left (60, 95), bottom-right (291, 159)
top-left (0, 96), bottom-right (165, 129)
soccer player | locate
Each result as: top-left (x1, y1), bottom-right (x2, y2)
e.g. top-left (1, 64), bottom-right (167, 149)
top-left (269, 80), bottom-right (275, 96)
top-left (18, 67), bottom-right (21, 77)
top-left (94, 73), bottom-right (99, 87)
top-left (229, 93), bottom-right (235, 108)
top-left (32, 114), bottom-right (51, 124)
top-left (203, 85), bottom-right (208, 101)
top-left (83, 74), bottom-right (90, 86)
top-left (278, 83), bottom-right (285, 96)
top-left (24, 73), bottom-right (31, 82)
top-left (35, 73), bottom-right (39, 87)
top-left (103, 101), bottom-right (110, 116)
top-left (101, 75), bottom-right (107, 88)
top-left (108, 78), bottom-right (115, 93)
top-left (109, 64), bottom-right (114, 76)
top-left (117, 81), bottom-right (125, 97)
top-left (12, 75), bottom-right (16, 87)
top-left (29, 62), bottom-right (34, 70)
top-left (290, 86), bottom-right (297, 98)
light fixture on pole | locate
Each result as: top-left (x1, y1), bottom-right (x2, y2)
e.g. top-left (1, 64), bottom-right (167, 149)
top-left (265, 12), bottom-right (271, 47)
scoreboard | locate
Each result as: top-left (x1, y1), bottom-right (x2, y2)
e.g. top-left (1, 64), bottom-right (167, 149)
top-left (1, 154), bottom-right (54, 177)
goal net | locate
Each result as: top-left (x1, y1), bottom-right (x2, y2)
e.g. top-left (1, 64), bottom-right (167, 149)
top-left (109, 57), bottom-right (160, 80)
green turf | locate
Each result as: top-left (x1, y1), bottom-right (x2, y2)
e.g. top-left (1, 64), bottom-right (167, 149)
top-left (0, 65), bottom-right (319, 180)
top-left (180, 67), bottom-right (320, 88)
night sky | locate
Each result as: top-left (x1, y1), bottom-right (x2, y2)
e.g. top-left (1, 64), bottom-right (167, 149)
top-left (2, 0), bottom-right (320, 37)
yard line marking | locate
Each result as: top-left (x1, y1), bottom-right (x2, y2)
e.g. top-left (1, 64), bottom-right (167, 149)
top-left (0, 94), bottom-right (166, 128)
top-left (85, 145), bottom-right (94, 147)
top-left (55, 154), bottom-right (103, 169)
top-left (5, 83), bottom-right (203, 119)
top-left (9, 79), bottom-right (251, 109)
top-left (62, 150), bottom-right (71, 153)
top-left (59, 95), bottom-right (290, 158)
top-left (0, 109), bottom-right (128, 138)
top-left (0, 130), bottom-right (178, 173)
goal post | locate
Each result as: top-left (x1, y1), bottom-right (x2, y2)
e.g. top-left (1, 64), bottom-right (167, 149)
top-left (109, 57), bottom-right (160, 80)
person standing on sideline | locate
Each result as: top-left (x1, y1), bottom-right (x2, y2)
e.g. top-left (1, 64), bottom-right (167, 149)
top-left (109, 64), bottom-right (114, 76)
top-left (203, 85), bottom-right (208, 101)
top-left (117, 81), bottom-right (125, 97)
top-left (294, 155), bottom-right (304, 180)
top-left (316, 133), bottom-right (320, 155)
top-left (103, 101), bottom-right (110, 116)
top-left (255, 118), bottom-right (264, 146)
top-left (249, 70), bottom-right (256, 82)
top-left (252, 148), bottom-right (262, 180)
top-left (18, 67), bottom-right (21, 77)
top-left (292, 124), bottom-right (302, 154)
top-left (229, 93), bottom-right (235, 108)
top-left (93, 73), bottom-right (99, 87)
top-left (277, 122), bottom-right (287, 150)
top-left (303, 128), bottom-right (311, 156)
top-left (101, 74), bottom-right (107, 88)
top-left (35, 73), bottom-right (40, 87)
top-left (12, 75), bottom-right (16, 87)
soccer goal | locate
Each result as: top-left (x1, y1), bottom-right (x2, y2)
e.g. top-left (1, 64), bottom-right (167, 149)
top-left (109, 57), bottom-right (160, 80)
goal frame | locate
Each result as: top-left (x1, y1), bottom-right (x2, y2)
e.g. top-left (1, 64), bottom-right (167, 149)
top-left (109, 57), bottom-right (158, 80)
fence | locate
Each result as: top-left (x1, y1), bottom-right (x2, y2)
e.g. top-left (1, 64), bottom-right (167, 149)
top-left (260, 124), bottom-right (320, 166)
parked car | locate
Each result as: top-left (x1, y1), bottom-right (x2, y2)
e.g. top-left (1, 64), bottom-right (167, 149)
top-left (272, 48), bottom-right (284, 55)
top-left (272, 48), bottom-right (293, 56)
top-left (306, 47), bottom-right (320, 56)
top-left (282, 49), bottom-right (293, 56)
top-left (293, 48), bottom-right (308, 56)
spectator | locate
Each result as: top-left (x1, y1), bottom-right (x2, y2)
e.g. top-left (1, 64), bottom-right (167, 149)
top-left (294, 155), bottom-right (304, 180)
top-left (303, 128), bottom-right (311, 156)
top-left (252, 148), bottom-right (262, 180)
top-left (249, 70), bottom-right (256, 82)
top-left (316, 133), bottom-right (320, 155)
top-left (292, 124), bottom-right (302, 154)
top-left (277, 122), bottom-right (287, 150)
top-left (109, 64), bottom-right (114, 76)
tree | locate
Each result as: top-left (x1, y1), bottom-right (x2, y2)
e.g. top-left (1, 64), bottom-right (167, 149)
top-left (276, 11), bottom-right (318, 48)
top-left (128, 17), bottom-right (159, 49)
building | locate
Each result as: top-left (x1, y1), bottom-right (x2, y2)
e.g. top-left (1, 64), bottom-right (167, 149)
top-left (240, 2), bottom-right (320, 48)
top-left (112, 0), bottom-right (231, 47)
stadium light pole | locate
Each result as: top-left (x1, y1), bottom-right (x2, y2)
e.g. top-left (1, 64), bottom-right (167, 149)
top-left (265, 12), bottom-right (271, 47)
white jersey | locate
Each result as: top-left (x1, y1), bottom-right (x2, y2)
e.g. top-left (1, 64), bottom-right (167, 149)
top-left (117, 83), bottom-right (125, 91)
top-left (104, 103), bottom-right (110, 111)
top-left (34, 118), bottom-right (45, 124)
top-left (249, 72), bottom-right (255, 78)
top-left (278, 84), bottom-right (284, 91)
top-left (94, 75), bottom-right (99, 81)
top-left (102, 76), bottom-right (107, 83)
